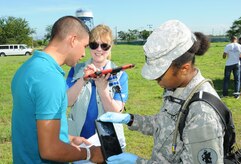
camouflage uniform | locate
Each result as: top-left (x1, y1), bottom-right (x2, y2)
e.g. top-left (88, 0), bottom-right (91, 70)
top-left (129, 70), bottom-right (224, 164)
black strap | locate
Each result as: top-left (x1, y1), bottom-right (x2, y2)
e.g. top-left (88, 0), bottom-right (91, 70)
top-left (189, 92), bottom-right (228, 128)
top-left (165, 96), bottom-right (185, 105)
top-left (178, 91), bottom-right (236, 155)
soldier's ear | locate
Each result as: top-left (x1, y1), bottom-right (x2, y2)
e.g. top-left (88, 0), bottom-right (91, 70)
top-left (180, 63), bottom-right (191, 76)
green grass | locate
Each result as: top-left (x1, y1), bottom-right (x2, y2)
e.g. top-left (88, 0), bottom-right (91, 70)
top-left (0, 43), bottom-right (241, 162)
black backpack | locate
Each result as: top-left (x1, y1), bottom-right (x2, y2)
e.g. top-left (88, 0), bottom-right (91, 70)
top-left (178, 91), bottom-right (240, 163)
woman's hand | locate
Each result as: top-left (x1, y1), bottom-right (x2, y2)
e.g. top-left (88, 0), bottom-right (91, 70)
top-left (94, 73), bottom-right (110, 92)
top-left (84, 64), bottom-right (98, 80)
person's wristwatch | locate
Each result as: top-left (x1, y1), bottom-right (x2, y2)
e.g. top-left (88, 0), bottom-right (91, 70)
top-left (85, 147), bottom-right (91, 161)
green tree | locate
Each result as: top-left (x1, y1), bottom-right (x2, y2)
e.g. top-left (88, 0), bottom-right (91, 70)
top-left (139, 30), bottom-right (151, 40)
top-left (118, 31), bottom-right (128, 41)
top-left (118, 29), bottom-right (139, 42)
top-left (117, 29), bottom-right (151, 42)
top-left (226, 17), bottom-right (241, 38)
top-left (0, 16), bottom-right (35, 45)
top-left (43, 25), bottom-right (52, 44)
top-left (127, 29), bottom-right (139, 41)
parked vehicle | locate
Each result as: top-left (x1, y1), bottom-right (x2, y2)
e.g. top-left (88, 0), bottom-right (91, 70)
top-left (0, 44), bottom-right (33, 56)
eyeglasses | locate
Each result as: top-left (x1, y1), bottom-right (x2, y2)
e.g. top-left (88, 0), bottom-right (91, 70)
top-left (89, 42), bottom-right (111, 51)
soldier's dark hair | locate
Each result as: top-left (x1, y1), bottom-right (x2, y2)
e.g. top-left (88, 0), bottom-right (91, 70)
top-left (50, 15), bottom-right (89, 41)
top-left (171, 32), bottom-right (210, 69)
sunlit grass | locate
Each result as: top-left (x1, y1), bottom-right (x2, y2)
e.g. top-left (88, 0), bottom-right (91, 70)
top-left (0, 43), bottom-right (240, 162)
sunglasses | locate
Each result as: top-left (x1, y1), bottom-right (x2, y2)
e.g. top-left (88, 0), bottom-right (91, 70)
top-left (89, 42), bottom-right (111, 51)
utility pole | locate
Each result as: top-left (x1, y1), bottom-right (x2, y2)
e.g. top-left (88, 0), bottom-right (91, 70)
top-left (115, 26), bottom-right (118, 44)
top-left (147, 24), bottom-right (153, 31)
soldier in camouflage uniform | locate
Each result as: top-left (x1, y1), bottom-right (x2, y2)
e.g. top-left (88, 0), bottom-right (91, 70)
top-left (99, 20), bottom-right (224, 164)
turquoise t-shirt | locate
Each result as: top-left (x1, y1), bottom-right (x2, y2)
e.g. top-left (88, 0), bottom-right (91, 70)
top-left (11, 50), bottom-right (69, 163)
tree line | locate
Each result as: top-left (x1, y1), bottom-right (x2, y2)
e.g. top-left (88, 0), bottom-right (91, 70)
top-left (0, 16), bottom-right (241, 47)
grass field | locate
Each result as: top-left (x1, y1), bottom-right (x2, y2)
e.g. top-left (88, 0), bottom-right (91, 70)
top-left (0, 43), bottom-right (241, 162)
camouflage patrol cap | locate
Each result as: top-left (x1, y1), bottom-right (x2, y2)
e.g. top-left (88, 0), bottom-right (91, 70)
top-left (141, 20), bottom-right (196, 80)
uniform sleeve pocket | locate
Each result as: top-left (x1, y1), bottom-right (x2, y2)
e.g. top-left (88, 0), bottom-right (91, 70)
top-left (184, 123), bottom-right (223, 164)
top-left (186, 124), bottom-right (219, 144)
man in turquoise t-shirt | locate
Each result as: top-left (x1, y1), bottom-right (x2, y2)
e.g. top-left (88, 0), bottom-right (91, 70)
top-left (11, 16), bottom-right (103, 163)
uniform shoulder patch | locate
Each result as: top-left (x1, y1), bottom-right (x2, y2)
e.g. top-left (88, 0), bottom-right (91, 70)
top-left (197, 148), bottom-right (218, 164)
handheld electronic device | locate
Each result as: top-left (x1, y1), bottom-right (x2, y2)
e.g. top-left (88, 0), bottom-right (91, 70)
top-left (95, 120), bottom-right (122, 160)
top-left (84, 64), bottom-right (135, 79)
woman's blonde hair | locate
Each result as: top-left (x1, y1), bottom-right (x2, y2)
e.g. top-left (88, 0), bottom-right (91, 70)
top-left (90, 24), bottom-right (113, 59)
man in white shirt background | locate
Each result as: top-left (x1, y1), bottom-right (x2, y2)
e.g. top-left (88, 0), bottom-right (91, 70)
top-left (222, 36), bottom-right (241, 99)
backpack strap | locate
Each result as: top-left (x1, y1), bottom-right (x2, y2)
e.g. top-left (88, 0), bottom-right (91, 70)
top-left (178, 91), bottom-right (227, 141)
top-left (172, 79), bottom-right (213, 154)
top-left (179, 91), bottom-right (236, 156)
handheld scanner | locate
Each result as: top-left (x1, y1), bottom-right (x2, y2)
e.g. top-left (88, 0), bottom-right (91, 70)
top-left (84, 64), bottom-right (135, 79)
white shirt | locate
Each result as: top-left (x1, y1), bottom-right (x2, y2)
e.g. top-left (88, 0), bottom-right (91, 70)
top-left (224, 42), bottom-right (241, 66)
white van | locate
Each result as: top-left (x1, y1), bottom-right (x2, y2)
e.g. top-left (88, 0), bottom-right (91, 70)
top-left (0, 44), bottom-right (33, 56)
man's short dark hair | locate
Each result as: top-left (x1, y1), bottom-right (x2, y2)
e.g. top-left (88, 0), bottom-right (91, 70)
top-left (230, 36), bottom-right (237, 42)
top-left (50, 15), bottom-right (89, 41)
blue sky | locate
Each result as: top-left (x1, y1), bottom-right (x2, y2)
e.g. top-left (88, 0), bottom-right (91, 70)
top-left (1, 0), bottom-right (240, 39)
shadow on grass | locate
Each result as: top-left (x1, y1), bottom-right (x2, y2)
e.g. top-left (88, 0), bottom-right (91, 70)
top-left (212, 78), bottom-right (236, 96)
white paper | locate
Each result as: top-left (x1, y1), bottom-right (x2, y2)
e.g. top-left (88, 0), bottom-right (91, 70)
top-left (79, 133), bottom-right (101, 148)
